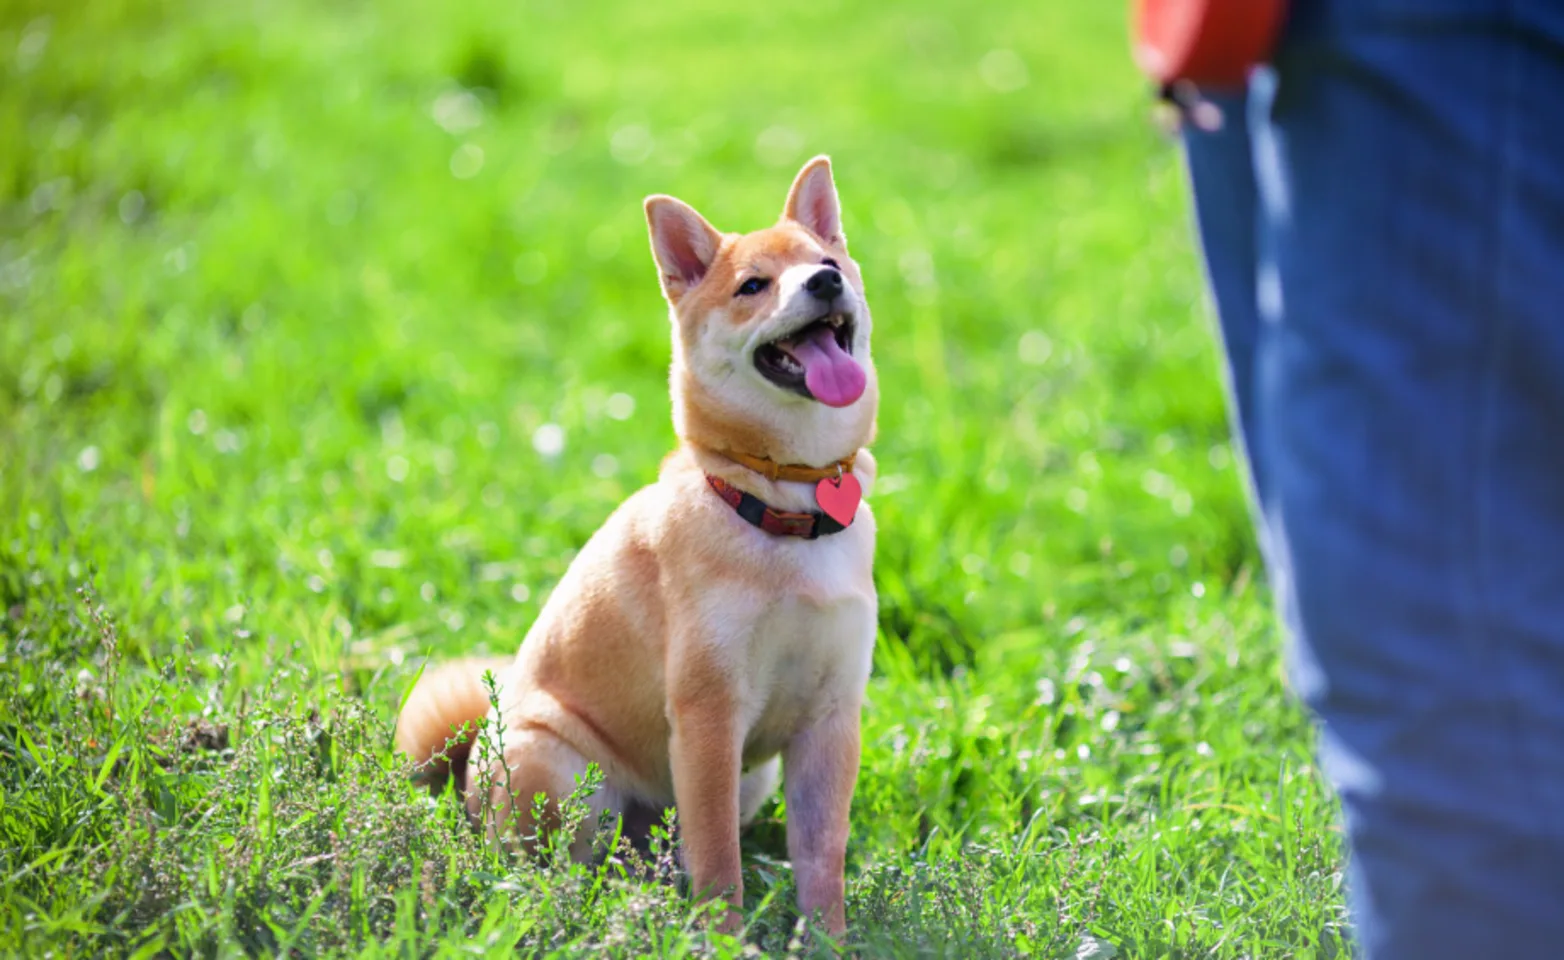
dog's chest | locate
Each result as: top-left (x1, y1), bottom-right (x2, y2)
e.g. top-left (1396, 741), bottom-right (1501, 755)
top-left (737, 561), bottom-right (875, 763)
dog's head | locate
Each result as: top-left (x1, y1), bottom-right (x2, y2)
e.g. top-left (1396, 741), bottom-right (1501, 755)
top-left (645, 156), bottom-right (877, 465)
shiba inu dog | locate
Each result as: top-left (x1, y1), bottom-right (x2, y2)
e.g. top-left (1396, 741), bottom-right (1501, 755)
top-left (395, 157), bottom-right (878, 935)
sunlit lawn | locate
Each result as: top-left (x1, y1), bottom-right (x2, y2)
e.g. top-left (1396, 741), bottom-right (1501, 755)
top-left (0, 0), bottom-right (1346, 955)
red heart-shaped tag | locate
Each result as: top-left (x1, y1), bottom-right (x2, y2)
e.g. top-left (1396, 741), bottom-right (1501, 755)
top-left (815, 473), bottom-right (862, 526)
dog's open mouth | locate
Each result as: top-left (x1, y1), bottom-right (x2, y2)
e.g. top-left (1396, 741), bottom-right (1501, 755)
top-left (753, 312), bottom-right (866, 408)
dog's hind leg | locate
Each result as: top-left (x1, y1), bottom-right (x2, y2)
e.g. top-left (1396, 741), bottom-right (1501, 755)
top-left (465, 723), bottom-right (623, 861)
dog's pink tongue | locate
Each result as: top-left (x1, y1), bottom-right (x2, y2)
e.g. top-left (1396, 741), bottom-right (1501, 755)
top-left (790, 325), bottom-right (866, 408)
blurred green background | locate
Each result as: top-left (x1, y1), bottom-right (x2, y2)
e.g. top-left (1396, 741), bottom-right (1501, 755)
top-left (0, 0), bottom-right (1346, 955)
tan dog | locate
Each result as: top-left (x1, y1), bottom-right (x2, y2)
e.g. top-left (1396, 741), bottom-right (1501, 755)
top-left (395, 156), bottom-right (878, 936)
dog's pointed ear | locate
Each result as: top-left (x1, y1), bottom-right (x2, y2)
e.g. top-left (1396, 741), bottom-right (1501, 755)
top-left (783, 155), bottom-right (845, 249)
top-left (645, 195), bottom-right (723, 303)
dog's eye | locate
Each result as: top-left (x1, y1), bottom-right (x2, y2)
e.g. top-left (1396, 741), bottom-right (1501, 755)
top-left (821, 258), bottom-right (840, 269)
top-left (734, 277), bottom-right (771, 297)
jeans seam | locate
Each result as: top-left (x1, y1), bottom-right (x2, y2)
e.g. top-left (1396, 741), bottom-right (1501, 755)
top-left (1471, 0), bottom-right (1556, 843)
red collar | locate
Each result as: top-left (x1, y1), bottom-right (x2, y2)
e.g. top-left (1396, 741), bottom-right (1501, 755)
top-left (705, 475), bottom-right (850, 539)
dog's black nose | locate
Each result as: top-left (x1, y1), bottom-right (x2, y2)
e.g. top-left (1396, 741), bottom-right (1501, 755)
top-left (805, 268), bottom-right (843, 301)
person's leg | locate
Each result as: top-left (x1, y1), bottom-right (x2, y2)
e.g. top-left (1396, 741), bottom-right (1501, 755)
top-left (1181, 93), bottom-right (1271, 508)
top-left (1245, 1), bottom-right (1564, 955)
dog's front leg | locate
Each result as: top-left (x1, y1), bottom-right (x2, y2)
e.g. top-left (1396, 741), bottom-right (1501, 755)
top-left (784, 701), bottom-right (861, 937)
top-left (670, 693), bottom-right (744, 933)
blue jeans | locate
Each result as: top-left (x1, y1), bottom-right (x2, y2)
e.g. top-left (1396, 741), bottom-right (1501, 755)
top-left (1183, 1), bottom-right (1564, 957)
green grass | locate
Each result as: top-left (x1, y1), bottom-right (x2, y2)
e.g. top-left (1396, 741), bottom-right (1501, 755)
top-left (0, 0), bottom-right (1347, 955)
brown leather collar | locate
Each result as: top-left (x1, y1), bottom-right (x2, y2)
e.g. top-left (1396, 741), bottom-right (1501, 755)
top-left (705, 475), bottom-right (848, 539)
top-left (715, 448), bottom-right (856, 483)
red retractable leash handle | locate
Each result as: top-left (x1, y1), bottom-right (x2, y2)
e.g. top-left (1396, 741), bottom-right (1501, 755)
top-left (1131, 0), bottom-right (1288, 126)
